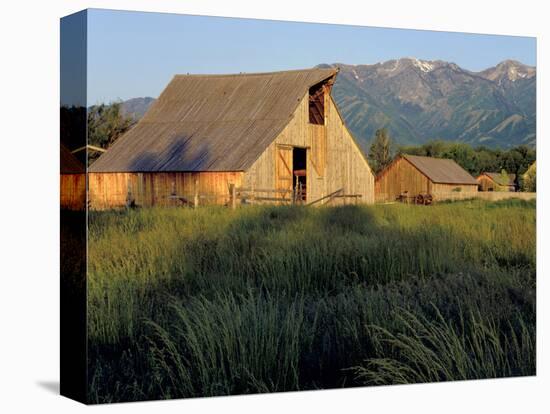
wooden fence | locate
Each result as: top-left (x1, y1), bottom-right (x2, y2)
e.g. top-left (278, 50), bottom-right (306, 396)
top-left (229, 185), bottom-right (293, 208)
top-left (376, 191), bottom-right (536, 204)
top-left (433, 191), bottom-right (536, 203)
top-left (96, 181), bottom-right (364, 210)
top-left (117, 179), bottom-right (229, 209)
top-left (306, 188), bottom-right (362, 206)
top-left (229, 185), bottom-right (363, 209)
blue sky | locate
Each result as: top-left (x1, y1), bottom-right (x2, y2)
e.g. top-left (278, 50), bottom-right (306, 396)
top-left (86, 8), bottom-right (536, 105)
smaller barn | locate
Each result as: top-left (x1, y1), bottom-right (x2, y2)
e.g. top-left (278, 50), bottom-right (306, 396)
top-left (375, 154), bottom-right (478, 203)
top-left (476, 172), bottom-right (517, 192)
top-left (60, 144), bottom-right (86, 210)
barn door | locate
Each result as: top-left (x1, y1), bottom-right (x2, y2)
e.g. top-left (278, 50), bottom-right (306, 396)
top-left (276, 145), bottom-right (293, 199)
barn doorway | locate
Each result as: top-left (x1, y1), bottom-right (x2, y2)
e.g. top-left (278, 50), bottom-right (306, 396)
top-left (293, 147), bottom-right (307, 202)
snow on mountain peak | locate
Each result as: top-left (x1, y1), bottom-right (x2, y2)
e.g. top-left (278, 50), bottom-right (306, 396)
top-left (399, 57), bottom-right (435, 72)
top-left (413, 58), bottom-right (435, 72)
top-left (482, 60), bottom-right (535, 82)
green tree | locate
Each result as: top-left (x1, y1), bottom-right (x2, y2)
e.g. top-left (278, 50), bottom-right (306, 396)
top-left (522, 162), bottom-right (536, 192)
top-left (423, 140), bottom-right (447, 157)
top-left (471, 149), bottom-right (497, 176)
top-left (441, 143), bottom-right (476, 173)
top-left (501, 145), bottom-right (536, 190)
top-left (368, 128), bottom-right (393, 174)
top-left (87, 101), bottom-right (135, 164)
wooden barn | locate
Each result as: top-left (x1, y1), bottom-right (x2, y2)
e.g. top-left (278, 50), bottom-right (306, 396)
top-left (88, 68), bottom-right (374, 209)
top-left (60, 144), bottom-right (86, 210)
top-left (476, 172), bottom-right (517, 192)
top-left (375, 154), bottom-right (478, 203)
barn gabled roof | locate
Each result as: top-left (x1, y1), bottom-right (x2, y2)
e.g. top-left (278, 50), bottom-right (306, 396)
top-left (480, 172), bottom-right (516, 186)
top-left (61, 144), bottom-right (84, 174)
top-left (402, 154), bottom-right (478, 185)
top-left (89, 68), bottom-right (337, 173)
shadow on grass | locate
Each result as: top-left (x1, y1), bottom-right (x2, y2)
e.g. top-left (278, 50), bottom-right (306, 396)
top-left (86, 202), bottom-right (536, 402)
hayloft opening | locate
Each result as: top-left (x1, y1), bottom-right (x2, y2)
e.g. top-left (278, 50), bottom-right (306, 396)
top-left (309, 82), bottom-right (325, 125)
top-left (293, 147), bottom-right (307, 202)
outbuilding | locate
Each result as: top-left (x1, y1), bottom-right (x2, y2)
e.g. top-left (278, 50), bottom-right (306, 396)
top-left (476, 172), bottom-right (517, 192)
top-left (60, 144), bottom-right (86, 210)
top-left (375, 154), bottom-right (478, 202)
top-left (89, 68), bottom-right (374, 209)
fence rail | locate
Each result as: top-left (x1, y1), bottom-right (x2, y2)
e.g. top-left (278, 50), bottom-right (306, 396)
top-left (375, 191), bottom-right (536, 204)
top-left (229, 185), bottom-right (363, 209)
top-left (230, 184), bottom-right (295, 208)
top-left (444, 191), bottom-right (536, 202)
top-left (89, 186), bottom-right (535, 210)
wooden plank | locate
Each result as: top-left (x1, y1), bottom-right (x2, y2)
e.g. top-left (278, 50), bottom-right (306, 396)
top-left (230, 183), bottom-right (236, 210)
top-left (275, 145), bottom-right (293, 200)
top-left (193, 179), bottom-right (199, 208)
top-left (71, 144), bottom-right (106, 154)
top-left (307, 188), bottom-right (343, 206)
top-left (247, 196), bottom-right (292, 202)
top-left (278, 151), bottom-right (292, 175)
top-left (236, 187), bottom-right (292, 194)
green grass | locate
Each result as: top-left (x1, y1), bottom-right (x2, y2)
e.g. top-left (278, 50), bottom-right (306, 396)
top-left (87, 199), bottom-right (536, 403)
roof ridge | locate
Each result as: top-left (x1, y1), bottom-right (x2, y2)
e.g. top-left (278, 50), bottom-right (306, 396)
top-left (401, 153), bottom-right (477, 185)
top-left (90, 67), bottom-right (340, 173)
top-left (484, 171), bottom-right (515, 175)
top-left (173, 68), bottom-right (338, 78)
top-left (404, 153), bottom-right (453, 161)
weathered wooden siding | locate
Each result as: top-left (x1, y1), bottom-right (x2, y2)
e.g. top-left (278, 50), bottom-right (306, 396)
top-left (477, 175), bottom-right (495, 191)
top-left (60, 174), bottom-right (86, 210)
top-left (375, 157), bottom-right (430, 202)
top-left (476, 175), bottom-right (514, 192)
top-left (88, 172), bottom-right (243, 210)
top-left (310, 124), bottom-right (326, 176)
top-left (243, 93), bottom-right (375, 204)
top-left (431, 183), bottom-right (478, 201)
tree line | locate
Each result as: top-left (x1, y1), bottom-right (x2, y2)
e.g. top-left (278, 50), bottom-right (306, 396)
top-left (368, 128), bottom-right (536, 191)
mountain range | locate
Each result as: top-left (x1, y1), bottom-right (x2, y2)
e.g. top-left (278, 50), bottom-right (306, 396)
top-left (120, 97), bottom-right (156, 120)
top-left (121, 58), bottom-right (536, 150)
top-left (320, 58), bottom-right (535, 150)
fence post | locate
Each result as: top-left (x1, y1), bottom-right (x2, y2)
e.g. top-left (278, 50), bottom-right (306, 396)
top-left (171, 180), bottom-right (176, 207)
top-left (193, 179), bottom-right (199, 208)
top-left (229, 183), bottom-right (236, 210)
top-left (126, 181), bottom-right (134, 209)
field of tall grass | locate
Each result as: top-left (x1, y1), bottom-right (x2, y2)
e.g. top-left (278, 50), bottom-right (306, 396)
top-left (87, 199), bottom-right (536, 403)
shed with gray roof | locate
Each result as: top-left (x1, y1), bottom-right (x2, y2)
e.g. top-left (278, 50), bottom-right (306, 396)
top-left (375, 154), bottom-right (478, 202)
